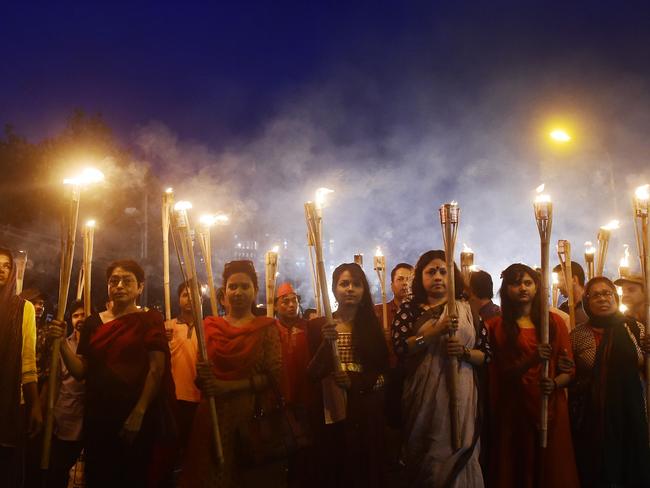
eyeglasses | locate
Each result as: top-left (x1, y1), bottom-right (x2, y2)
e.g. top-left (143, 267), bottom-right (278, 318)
top-left (108, 276), bottom-right (137, 287)
top-left (587, 290), bottom-right (615, 300)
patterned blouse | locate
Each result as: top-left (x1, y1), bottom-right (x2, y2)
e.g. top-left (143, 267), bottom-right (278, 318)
top-left (337, 331), bottom-right (385, 389)
top-left (391, 299), bottom-right (492, 363)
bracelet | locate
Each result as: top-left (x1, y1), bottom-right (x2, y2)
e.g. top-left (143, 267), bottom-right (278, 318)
top-left (415, 335), bottom-right (426, 348)
top-left (461, 346), bottom-right (471, 362)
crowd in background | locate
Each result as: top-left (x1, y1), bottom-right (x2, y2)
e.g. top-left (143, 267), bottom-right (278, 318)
top-left (0, 243), bottom-right (649, 487)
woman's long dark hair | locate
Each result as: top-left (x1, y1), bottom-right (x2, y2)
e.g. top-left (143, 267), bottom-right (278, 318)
top-left (332, 263), bottom-right (388, 372)
top-left (499, 263), bottom-right (550, 349)
top-left (411, 250), bottom-right (464, 306)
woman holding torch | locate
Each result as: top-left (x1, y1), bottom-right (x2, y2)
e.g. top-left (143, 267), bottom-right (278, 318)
top-left (391, 250), bottom-right (487, 487)
top-left (181, 260), bottom-right (283, 488)
top-left (486, 263), bottom-right (578, 488)
top-left (46, 259), bottom-right (176, 488)
top-left (306, 262), bottom-right (389, 488)
top-left (568, 276), bottom-right (650, 487)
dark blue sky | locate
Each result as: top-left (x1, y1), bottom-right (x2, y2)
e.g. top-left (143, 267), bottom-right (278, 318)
top-left (3, 1), bottom-right (648, 145)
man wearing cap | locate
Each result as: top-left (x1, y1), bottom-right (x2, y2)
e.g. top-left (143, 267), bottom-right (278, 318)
top-left (615, 274), bottom-right (647, 325)
top-left (274, 282), bottom-right (314, 487)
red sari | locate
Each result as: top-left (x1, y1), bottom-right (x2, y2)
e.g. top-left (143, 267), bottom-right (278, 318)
top-left (486, 313), bottom-right (579, 488)
top-left (78, 310), bottom-right (175, 488)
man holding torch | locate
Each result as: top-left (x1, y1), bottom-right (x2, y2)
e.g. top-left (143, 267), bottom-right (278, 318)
top-left (0, 247), bottom-right (41, 487)
top-left (614, 274), bottom-right (647, 326)
top-left (374, 263), bottom-right (413, 331)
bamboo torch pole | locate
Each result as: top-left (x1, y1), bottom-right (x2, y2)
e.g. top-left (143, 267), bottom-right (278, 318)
top-left (584, 241), bottom-right (595, 281)
top-left (373, 247), bottom-right (388, 333)
top-left (439, 201), bottom-right (462, 451)
top-left (618, 245), bottom-right (631, 278)
top-left (460, 244), bottom-right (474, 287)
top-left (596, 220), bottom-right (620, 277)
top-left (15, 250), bottom-right (27, 295)
top-left (552, 272), bottom-right (560, 308)
top-left (354, 254), bottom-right (364, 267)
top-left (306, 226), bottom-right (322, 315)
top-left (633, 184), bottom-right (650, 443)
top-left (75, 267), bottom-right (84, 301)
top-left (534, 184), bottom-right (553, 448)
top-left (265, 247), bottom-right (279, 318)
top-left (197, 215), bottom-right (218, 316)
top-left (162, 188), bottom-right (174, 321)
top-left (83, 220), bottom-right (95, 317)
top-left (557, 240), bottom-right (576, 330)
top-left (43, 167), bottom-right (104, 469)
top-left (305, 200), bottom-right (347, 422)
top-left (173, 201), bottom-right (224, 464)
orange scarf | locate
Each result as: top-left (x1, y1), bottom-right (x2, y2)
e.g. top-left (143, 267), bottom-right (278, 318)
top-left (204, 316), bottom-right (275, 380)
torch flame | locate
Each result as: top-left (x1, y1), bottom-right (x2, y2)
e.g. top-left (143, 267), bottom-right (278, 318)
top-left (375, 246), bottom-right (383, 257)
top-left (552, 272), bottom-right (559, 285)
top-left (271, 245), bottom-right (280, 254)
top-left (585, 241), bottom-right (596, 255)
top-left (601, 219), bottom-right (620, 231)
top-left (635, 184), bottom-right (650, 201)
top-left (462, 243), bottom-right (473, 253)
top-left (469, 265), bottom-right (479, 272)
top-left (534, 184), bottom-right (551, 203)
top-left (214, 213), bottom-right (230, 224)
top-left (64, 167), bottom-right (105, 186)
top-left (315, 187), bottom-right (334, 209)
top-left (165, 187), bottom-right (173, 194)
top-left (620, 244), bottom-right (630, 267)
top-left (199, 214), bottom-right (217, 227)
top-left (174, 201), bottom-right (193, 211)
top-left (85, 219), bottom-right (96, 228)
top-left (200, 284), bottom-right (209, 296)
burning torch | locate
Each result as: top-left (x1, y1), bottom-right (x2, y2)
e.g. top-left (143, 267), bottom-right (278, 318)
top-left (533, 184), bottom-right (552, 448)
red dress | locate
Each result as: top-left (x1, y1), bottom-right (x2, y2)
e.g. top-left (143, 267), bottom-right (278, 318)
top-left (486, 313), bottom-right (580, 488)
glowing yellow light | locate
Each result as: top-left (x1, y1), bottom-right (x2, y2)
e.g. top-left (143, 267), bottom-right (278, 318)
top-left (552, 272), bottom-right (559, 285)
top-left (462, 243), bottom-right (473, 253)
top-left (550, 129), bottom-right (571, 142)
top-left (174, 201), bottom-right (192, 211)
top-left (165, 187), bottom-right (173, 194)
top-left (375, 246), bottom-right (383, 257)
top-left (214, 213), bottom-right (230, 224)
top-left (620, 244), bottom-right (630, 267)
top-left (85, 219), bottom-right (96, 228)
top-left (270, 245), bottom-right (280, 254)
top-left (63, 167), bottom-right (105, 186)
top-left (199, 214), bottom-right (217, 227)
top-left (469, 265), bottom-right (479, 272)
top-left (620, 303), bottom-right (628, 313)
top-left (585, 241), bottom-right (596, 255)
top-left (635, 184), bottom-right (650, 201)
top-left (315, 187), bottom-right (334, 209)
top-left (200, 284), bottom-right (209, 296)
top-left (534, 184), bottom-right (551, 203)
top-left (601, 220), bottom-right (620, 231)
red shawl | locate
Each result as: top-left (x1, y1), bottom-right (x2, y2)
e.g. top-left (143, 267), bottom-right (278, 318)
top-left (204, 316), bottom-right (275, 381)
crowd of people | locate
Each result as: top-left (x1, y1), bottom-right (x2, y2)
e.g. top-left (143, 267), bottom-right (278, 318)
top-left (0, 242), bottom-right (649, 487)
